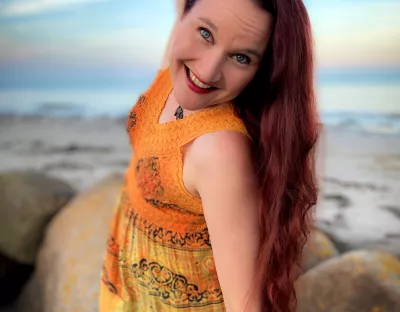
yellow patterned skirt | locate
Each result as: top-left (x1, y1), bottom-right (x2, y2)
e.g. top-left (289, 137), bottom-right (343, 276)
top-left (99, 187), bottom-right (226, 311)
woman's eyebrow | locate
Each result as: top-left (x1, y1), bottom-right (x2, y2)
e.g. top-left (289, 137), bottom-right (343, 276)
top-left (198, 17), bottom-right (262, 59)
top-left (242, 48), bottom-right (262, 59)
top-left (198, 17), bottom-right (218, 32)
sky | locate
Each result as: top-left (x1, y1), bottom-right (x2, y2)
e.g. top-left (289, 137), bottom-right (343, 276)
top-left (0, 0), bottom-right (399, 113)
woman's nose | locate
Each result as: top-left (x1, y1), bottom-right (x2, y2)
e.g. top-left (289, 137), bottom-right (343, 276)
top-left (197, 50), bottom-right (224, 84)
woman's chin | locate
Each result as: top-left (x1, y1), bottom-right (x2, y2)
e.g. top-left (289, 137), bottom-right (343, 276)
top-left (173, 86), bottom-right (203, 110)
top-left (176, 96), bottom-right (205, 112)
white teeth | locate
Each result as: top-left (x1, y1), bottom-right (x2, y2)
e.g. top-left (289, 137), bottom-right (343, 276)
top-left (189, 70), bottom-right (212, 89)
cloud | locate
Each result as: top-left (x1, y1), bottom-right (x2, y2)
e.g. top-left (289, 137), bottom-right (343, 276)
top-left (0, 26), bottom-right (172, 70)
top-left (0, 0), bottom-right (398, 70)
top-left (0, 0), bottom-right (110, 16)
top-left (310, 1), bottom-right (400, 68)
top-left (61, 27), bottom-right (171, 69)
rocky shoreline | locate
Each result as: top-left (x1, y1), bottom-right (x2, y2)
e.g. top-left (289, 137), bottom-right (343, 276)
top-left (0, 116), bottom-right (399, 311)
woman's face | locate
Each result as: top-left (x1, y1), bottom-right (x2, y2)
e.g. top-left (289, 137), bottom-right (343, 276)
top-left (170, 0), bottom-right (273, 111)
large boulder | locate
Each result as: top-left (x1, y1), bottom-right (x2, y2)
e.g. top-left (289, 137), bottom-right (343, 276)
top-left (0, 171), bottom-right (75, 264)
top-left (17, 173), bottom-right (123, 312)
top-left (301, 230), bottom-right (339, 272)
top-left (0, 254), bottom-right (33, 306)
top-left (296, 250), bottom-right (400, 312)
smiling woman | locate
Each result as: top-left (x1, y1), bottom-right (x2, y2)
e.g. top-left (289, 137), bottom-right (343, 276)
top-left (169, 1), bottom-right (272, 112)
top-left (99, 0), bottom-right (319, 311)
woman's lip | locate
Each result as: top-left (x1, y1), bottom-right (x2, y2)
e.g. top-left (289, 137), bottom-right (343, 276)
top-left (186, 71), bottom-right (216, 94)
top-left (185, 66), bottom-right (217, 94)
top-left (189, 68), bottom-right (212, 86)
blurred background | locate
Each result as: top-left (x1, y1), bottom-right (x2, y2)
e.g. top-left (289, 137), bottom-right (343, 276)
top-left (0, 0), bottom-right (399, 311)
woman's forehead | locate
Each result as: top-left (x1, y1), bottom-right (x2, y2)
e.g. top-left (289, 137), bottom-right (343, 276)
top-left (189, 0), bottom-right (272, 46)
top-left (190, 0), bottom-right (264, 17)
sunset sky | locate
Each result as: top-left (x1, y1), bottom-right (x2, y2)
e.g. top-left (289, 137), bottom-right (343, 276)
top-left (1, 0), bottom-right (399, 76)
top-left (0, 0), bottom-right (399, 114)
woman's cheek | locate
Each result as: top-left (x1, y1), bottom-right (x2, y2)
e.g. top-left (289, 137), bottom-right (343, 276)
top-left (226, 73), bottom-right (255, 98)
top-left (173, 32), bottom-right (200, 60)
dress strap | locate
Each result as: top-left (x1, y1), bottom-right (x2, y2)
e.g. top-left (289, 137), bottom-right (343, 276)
top-left (175, 104), bottom-right (251, 147)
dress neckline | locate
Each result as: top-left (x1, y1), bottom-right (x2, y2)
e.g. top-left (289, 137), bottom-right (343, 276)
top-left (154, 68), bottom-right (232, 129)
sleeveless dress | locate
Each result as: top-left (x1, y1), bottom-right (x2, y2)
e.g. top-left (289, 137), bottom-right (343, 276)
top-left (99, 68), bottom-right (249, 311)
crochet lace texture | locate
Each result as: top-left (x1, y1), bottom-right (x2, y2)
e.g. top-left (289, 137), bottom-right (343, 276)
top-left (99, 68), bottom-right (249, 311)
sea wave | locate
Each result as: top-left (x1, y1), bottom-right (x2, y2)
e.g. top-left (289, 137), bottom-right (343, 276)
top-left (322, 111), bottom-right (400, 135)
top-left (1, 88), bottom-right (399, 136)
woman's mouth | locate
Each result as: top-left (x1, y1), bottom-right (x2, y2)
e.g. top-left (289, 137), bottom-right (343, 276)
top-left (185, 65), bottom-right (217, 94)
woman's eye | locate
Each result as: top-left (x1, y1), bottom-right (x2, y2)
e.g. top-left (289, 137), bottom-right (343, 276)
top-left (199, 28), bottom-right (212, 41)
top-left (232, 54), bottom-right (251, 65)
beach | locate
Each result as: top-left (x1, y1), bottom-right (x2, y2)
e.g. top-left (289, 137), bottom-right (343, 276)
top-left (0, 116), bottom-right (131, 191)
top-left (0, 115), bottom-right (399, 256)
top-left (0, 114), bottom-right (400, 311)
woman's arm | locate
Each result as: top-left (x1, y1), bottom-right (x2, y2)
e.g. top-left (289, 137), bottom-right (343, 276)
top-left (191, 131), bottom-right (262, 312)
top-left (161, 0), bottom-right (185, 69)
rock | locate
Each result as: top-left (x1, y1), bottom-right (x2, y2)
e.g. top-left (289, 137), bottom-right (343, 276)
top-left (301, 230), bottom-right (339, 272)
top-left (0, 302), bottom-right (16, 312)
top-left (316, 189), bottom-right (400, 257)
top-left (0, 254), bottom-right (33, 306)
top-left (17, 173), bottom-right (123, 312)
top-left (296, 250), bottom-right (400, 312)
top-left (0, 171), bottom-right (75, 264)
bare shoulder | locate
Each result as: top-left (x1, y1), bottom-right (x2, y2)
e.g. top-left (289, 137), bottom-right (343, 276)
top-left (187, 130), bottom-right (259, 201)
top-left (190, 130), bottom-right (254, 173)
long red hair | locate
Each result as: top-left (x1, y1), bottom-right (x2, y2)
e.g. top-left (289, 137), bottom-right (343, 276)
top-left (185, 0), bottom-right (319, 311)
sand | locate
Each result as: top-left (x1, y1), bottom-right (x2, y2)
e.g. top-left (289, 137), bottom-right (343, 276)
top-left (1, 116), bottom-right (399, 256)
top-left (0, 116), bottom-right (131, 191)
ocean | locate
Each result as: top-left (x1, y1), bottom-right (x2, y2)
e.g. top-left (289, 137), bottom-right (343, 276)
top-left (0, 83), bottom-right (399, 136)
